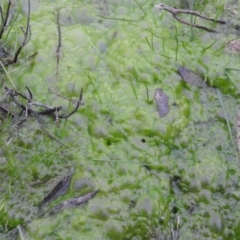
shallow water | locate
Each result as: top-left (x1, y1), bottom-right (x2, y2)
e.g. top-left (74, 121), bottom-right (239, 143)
top-left (1, 0), bottom-right (240, 239)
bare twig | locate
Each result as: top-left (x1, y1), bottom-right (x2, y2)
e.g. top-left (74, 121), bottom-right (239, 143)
top-left (54, 11), bottom-right (62, 125)
top-left (25, 86), bottom-right (32, 99)
top-left (1, 0), bottom-right (31, 67)
top-left (154, 3), bottom-right (226, 33)
top-left (56, 11), bottom-right (61, 73)
top-left (6, 0), bottom-right (31, 65)
top-left (0, 7), bottom-right (4, 27)
top-left (2, 86), bottom-right (83, 122)
top-left (0, 0), bottom-right (12, 39)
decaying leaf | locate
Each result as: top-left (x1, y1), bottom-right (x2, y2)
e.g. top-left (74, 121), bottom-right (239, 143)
top-left (49, 189), bottom-right (99, 216)
top-left (178, 66), bottom-right (208, 88)
top-left (154, 88), bottom-right (169, 118)
top-left (39, 167), bottom-right (74, 208)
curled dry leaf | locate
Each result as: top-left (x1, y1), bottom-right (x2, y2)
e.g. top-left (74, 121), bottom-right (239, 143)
top-left (178, 67), bottom-right (208, 88)
top-left (154, 88), bottom-right (169, 118)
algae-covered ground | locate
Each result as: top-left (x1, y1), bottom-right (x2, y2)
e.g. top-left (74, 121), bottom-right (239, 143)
top-left (1, 0), bottom-right (240, 239)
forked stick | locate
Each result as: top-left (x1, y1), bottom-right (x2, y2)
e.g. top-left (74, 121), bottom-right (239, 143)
top-left (154, 3), bottom-right (226, 33)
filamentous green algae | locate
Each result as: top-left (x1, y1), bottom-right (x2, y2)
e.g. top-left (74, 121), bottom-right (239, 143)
top-left (1, 0), bottom-right (240, 239)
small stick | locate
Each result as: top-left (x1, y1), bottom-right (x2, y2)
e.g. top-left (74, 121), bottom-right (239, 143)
top-left (56, 11), bottom-right (61, 73)
top-left (154, 3), bottom-right (226, 33)
top-left (54, 11), bottom-right (62, 125)
top-left (4, 0), bottom-right (31, 66)
top-left (25, 86), bottom-right (33, 99)
top-left (0, 7), bottom-right (4, 26)
top-left (4, 86), bottom-right (82, 122)
top-left (0, 0), bottom-right (12, 39)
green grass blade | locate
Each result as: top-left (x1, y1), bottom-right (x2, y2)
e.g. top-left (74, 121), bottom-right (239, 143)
top-left (225, 70), bottom-right (240, 91)
top-left (216, 88), bottom-right (234, 145)
top-left (17, 225), bottom-right (25, 240)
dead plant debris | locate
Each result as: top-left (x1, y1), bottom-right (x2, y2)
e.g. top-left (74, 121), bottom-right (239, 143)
top-left (0, 0), bottom-right (31, 66)
top-left (154, 3), bottom-right (226, 33)
top-left (0, 86), bottom-right (83, 125)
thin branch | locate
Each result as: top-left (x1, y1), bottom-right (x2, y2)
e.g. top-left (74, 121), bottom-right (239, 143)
top-left (40, 126), bottom-right (66, 146)
top-left (0, 0), bottom-right (12, 39)
top-left (10, 0), bottom-right (31, 64)
top-left (174, 15), bottom-right (218, 33)
top-left (56, 11), bottom-right (61, 71)
top-left (0, 7), bottom-right (4, 26)
top-left (25, 86), bottom-right (32, 99)
top-left (154, 3), bottom-right (226, 33)
top-left (54, 11), bottom-right (62, 125)
top-left (2, 86), bottom-right (83, 122)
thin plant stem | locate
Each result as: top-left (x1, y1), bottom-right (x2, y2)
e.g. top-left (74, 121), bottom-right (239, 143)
top-left (130, 76), bottom-right (138, 100)
top-left (144, 82), bottom-right (150, 103)
top-left (154, 3), bottom-right (226, 33)
top-left (17, 225), bottom-right (25, 240)
top-left (145, 36), bottom-right (154, 51)
top-left (133, 0), bottom-right (146, 16)
top-left (216, 88), bottom-right (234, 145)
top-left (0, 0), bottom-right (11, 39)
top-left (83, 71), bottom-right (101, 103)
top-left (225, 71), bottom-right (240, 91)
top-left (0, 60), bottom-right (16, 89)
top-left (54, 11), bottom-right (62, 125)
top-left (172, 20), bottom-right (179, 61)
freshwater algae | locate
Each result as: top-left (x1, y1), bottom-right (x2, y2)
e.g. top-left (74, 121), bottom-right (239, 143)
top-left (1, 0), bottom-right (240, 239)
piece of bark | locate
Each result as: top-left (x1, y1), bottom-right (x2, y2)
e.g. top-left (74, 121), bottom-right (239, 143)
top-left (154, 88), bottom-right (169, 118)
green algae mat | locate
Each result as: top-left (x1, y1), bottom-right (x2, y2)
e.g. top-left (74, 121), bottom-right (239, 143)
top-left (1, 0), bottom-right (240, 239)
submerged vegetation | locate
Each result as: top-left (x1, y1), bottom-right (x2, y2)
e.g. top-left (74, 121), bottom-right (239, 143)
top-left (1, 0), bottom-right (240, 239)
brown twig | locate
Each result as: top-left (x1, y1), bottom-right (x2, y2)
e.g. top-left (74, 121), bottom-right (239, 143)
top-left (6, 0), bottom-right (31, 65)
top-left (2, 86), bottom-right (83, 122)
top-left (154, 3), bottom-right (226, 33)
top-left (0, 0), bottom-right (12, 39)
top-left (56, 11), bottom-right (61, 72)
top-left (0, 7), bottom-right (4, 27)
top-left (54, 11), bottom-right (62, 125)
top-left (1, 0), bottom-right (31, 66)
